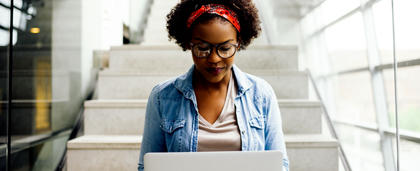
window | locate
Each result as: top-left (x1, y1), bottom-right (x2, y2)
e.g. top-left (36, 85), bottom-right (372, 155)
top-left (325, 12), bottom-right (368, 72)
top-left (332, 72), bottom-right (376, 124)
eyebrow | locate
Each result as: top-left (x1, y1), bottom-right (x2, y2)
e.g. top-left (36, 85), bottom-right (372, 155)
top-left (194, 38), bottom-right (234, 44)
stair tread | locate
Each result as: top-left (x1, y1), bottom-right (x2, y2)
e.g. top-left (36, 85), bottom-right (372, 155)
top-left (278, 99), bottom-right (322, 107)
top-left (68, 134), bottom-right (336, 149)
top-left (285, 134), bottom-right (338, 148)
top-left (111, 45), bottom-right (297, 51)
top-left (85, 99), bottom-right (148, 108)
top-left (85, 99), bottom-right (321, 108)
top-left (98, 69), bottom-right (308, 76)
top-left (67, 135), bottom-right (143, 149)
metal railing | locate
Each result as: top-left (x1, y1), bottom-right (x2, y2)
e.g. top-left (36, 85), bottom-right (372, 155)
top-left (55, 76), bottom-right (97, 171)
top-left (307, 69), bottom-right (352, 171)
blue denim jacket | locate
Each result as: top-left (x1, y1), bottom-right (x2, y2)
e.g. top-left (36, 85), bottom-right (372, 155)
top-left (138, 64), bottom-right (289, 171)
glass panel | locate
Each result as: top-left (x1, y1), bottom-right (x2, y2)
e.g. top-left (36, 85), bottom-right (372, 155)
top-left (14, 0), bottom-right (22, 9)
top-left (0, 2), bottom-right (10, 171)
top-left (332, 72), bottom-right (377, 123)
top-left (301, 7), bottom-right (323, 38)
top-left (6, 134), bottom-right (69, 170)
top-left (393, 0), bottom-right (420, 63)
top-left (321, 0), bottom-right (360, 25)
top-left (372, 0), bottom-right (393, 65)
top-left (0, 0), bottom-right (10, 7)
top-left (325, 12), bottom-right (369, 72)
top-left (13, 8), bottom-right (21, 28)
top-left (7, 0), bottom-right (100, 169)
top-left (373, 0), bottom-right (420, 64)
top-left (300, 11), bottom-right (316, 38)
top-left (0, 6), bottom-right (10, 28)
top-left (392, 138), bottom-right (420, 171)
top-left (0, 30), bottom-right (8, 46)
top-left (335, 124), bottom-right (385, 170)
top-left (383, 67), bottom-right (420, 133)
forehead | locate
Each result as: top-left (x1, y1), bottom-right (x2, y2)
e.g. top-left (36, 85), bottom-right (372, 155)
top-left (190, 20), bottom-right (237, 44)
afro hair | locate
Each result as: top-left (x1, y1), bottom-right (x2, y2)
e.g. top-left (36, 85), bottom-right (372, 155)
top-left (166, 0), bottom-right (261, 51)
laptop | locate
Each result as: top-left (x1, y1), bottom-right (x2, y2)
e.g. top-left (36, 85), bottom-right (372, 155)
top-left (144, 151), bottom-right (283, 171)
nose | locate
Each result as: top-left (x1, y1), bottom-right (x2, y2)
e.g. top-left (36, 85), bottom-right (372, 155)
top-left (207, 47), bottom-right (222, 63)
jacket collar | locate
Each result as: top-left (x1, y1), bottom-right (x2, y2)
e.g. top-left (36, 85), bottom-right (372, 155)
top-left (173, 64), bottom-right (253, 99)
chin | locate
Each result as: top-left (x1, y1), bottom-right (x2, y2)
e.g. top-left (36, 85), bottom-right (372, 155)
top-left (204, 75), bottom-right (225, 83)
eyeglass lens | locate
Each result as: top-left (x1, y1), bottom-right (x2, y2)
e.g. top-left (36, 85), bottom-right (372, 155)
top-left (192, 43), bottom-right (236, 58)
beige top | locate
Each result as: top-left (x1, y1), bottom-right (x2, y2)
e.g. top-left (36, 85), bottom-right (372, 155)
top-left (197, 73), bottom-right (241, 151)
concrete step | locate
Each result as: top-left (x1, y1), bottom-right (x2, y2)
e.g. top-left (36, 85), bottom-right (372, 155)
top-left (143, 32), bottom-right (170, 40)
top-left (67, 135), bottom-right (142, 171)
top-left (109, 45), bottom-right (298, 71)
top-left (143, 28), bottom-right (168, 34)
top-left (148, 10), bottom-right (171, 19)
top-left (97, 70), bottom-right (308, 99)
top-left (97, 70), bottom-right (178, 100)
top-left (144, 21), bottom-right (166, 31)
top-left (142, 34), bottom-right (173, 45)
top-left (83, 99), bottom-right (320, 135)
top-left (279, 99), bottom-right (322, 134)
top-left (285, 134), bottom-right (338, 171)
top-left (142, 41), bottom-right (175, 46)
top-left (67, 134), bottom-right (338, 171)
top-left (84, 100), bottom-right (147, 135)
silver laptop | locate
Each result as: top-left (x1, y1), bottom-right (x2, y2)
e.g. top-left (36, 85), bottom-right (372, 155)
top-left (144, 151), bottom-right (283, 171)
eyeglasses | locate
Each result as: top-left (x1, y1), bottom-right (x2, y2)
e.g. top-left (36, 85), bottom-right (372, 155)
top-left (190, 42), bottom-right (239, 59)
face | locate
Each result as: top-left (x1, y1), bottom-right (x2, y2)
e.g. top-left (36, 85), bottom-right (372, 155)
top-left (188, 20), bottom-right (239, 84)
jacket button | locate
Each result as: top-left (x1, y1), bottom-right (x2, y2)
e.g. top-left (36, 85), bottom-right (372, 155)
top-left (241, 130), bottom-right (245, 134)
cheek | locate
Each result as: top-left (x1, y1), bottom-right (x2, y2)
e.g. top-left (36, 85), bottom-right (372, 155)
top-left (192, 56), bottom-right (205, 67)
top-left (226, 57), bottom-right (235, 66)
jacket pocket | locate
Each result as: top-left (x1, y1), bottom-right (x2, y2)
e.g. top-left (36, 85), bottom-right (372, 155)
top-left (160, 119), bottom-right (186, 133)
top-left (248, 116), bottom-right (264, 129)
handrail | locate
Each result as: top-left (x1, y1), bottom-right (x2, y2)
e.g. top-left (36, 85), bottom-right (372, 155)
top-left (307, 69), bottom-right (352, 171)
top-left (332, 118), bottom-right (420, 144)
top-left (0, 128), bottom-right (72, 158)
top-left (55, 74), bottom-right (97, 171)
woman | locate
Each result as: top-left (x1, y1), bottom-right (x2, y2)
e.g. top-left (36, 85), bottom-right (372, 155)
top-left (138, 0), bottom-right (289, 170)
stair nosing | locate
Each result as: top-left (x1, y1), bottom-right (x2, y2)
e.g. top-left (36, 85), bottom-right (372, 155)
top-left (85, 100), bottom-right (148, 108)
top-left (285, 134), bottom-right (338, 148)
top-left (110, 45), bottom-right (298, 51)
top-left (98, 69), bottom-right (308, 76)
top-left (67, 135), bottom-right (143, 150)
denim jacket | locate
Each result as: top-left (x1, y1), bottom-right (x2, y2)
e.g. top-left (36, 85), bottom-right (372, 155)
top-left (138, 64), bottom-right (289, 171)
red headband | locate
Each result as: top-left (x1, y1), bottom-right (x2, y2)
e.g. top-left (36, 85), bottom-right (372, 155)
top-left (187, 4), bottom-right (241, 33)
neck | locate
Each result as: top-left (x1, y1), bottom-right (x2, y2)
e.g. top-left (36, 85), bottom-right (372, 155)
top-left (193, 68), bottom-right (231, 92)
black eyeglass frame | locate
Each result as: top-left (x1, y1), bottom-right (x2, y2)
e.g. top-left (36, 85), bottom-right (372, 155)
top-left (190, 42), bottom-right (239, 59)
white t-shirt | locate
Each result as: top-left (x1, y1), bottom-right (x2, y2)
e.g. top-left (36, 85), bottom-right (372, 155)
top-left (197, 73), bottom-right (241, 151)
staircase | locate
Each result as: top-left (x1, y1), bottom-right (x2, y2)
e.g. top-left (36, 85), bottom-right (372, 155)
top-left (66, 0), bottom-right (339, 170)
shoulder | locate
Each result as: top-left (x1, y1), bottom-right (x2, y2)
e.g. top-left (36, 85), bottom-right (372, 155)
top-left (149, 76), bottom-right (183, 100)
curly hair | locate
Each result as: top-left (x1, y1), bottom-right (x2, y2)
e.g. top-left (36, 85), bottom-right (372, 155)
top-left (166, 0), bottom-right (261, 51)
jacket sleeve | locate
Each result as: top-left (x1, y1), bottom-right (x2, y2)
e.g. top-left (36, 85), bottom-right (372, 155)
top-left (264, 85), bottom-right (289, 171)
top-left (138, 86), bottom-right (167, 171)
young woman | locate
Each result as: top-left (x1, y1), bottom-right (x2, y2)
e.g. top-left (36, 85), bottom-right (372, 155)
top-left (138, 0), bottom-right (289, 170)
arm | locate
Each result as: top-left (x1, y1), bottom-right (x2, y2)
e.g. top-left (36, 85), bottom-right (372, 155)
top-left (264, 86), bottom-right (289, 171)
top-left (138, 86), bottom-right (167, 171)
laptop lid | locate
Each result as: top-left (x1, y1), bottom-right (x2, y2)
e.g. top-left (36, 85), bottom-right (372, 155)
top-left (144, 151), bottom-right (283, 171)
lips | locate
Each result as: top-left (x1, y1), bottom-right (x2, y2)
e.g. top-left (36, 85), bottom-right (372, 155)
top-left (205, 67), bottom-right (224, 75)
